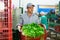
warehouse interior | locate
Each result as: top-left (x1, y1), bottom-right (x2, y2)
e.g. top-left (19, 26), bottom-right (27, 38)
top-left (0, 0), bottom-right (60, 40)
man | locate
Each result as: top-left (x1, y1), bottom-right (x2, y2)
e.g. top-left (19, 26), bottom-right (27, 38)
top-left (18, 3), bottom-right (40, 32)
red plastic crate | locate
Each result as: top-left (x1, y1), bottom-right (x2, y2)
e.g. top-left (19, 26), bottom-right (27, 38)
top-left (19, 23), bottom-right (47, 40)
top-left (43, 30), bottom-right (48, 40)
top-left (55, 25), bottom-right (60, 32)
top-left (0, 0), bottom-right (12, 40)
top-left (20, 34), bottom-right (43, 40)
top-left (19, 29), bottom-right (47, 40)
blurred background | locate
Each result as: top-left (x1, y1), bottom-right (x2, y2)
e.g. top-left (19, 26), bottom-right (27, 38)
top-left (0, 0), bottom-right (60, 40)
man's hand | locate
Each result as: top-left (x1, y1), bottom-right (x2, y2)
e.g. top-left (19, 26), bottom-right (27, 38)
top-left (18, 26), bottom-right (22, 32)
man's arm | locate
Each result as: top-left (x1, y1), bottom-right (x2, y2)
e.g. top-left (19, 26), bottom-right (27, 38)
top-left (17, 15), bottom-right (23, 32)
top-left (36, 16), bottom-right (40, 24)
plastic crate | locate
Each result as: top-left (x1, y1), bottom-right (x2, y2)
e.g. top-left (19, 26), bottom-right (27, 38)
top-left (0, 0), bottom-right (12, 40)
top-left (43, 30), bottom-right (48, 40)
top-left (19, 24), bottom-right (48, 40)
top-left (55, 25), bottom-right (60, 32)
top-left (19, 30), bottom-right (47, 40)
top-left (20, 34), bottom-right (43, 40)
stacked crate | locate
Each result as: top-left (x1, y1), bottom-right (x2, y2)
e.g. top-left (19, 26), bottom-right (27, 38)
top-left (0, 0), bottom-right (12, 40)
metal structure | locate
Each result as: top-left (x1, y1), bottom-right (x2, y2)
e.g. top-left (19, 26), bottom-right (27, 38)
top-left (0, 0), bottom-right (12, 40)
top-left (59, 1), bottom-right (60, 14)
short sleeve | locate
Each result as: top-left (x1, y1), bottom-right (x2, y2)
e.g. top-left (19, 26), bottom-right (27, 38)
top-left (17, 15), bottom-right (23, 26)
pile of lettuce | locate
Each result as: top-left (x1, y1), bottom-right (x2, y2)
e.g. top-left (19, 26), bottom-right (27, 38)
top-left (22, 23), bottom-right (44, 38)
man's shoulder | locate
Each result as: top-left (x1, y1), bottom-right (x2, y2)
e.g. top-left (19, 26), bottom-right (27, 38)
top-left (33, 13), bottom-right (38, 17)
top-left (21, 13), bottom-right (26, 17)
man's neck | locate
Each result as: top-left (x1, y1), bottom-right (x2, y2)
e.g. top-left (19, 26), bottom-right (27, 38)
top-left (27, 12), bottom-right (32, 17)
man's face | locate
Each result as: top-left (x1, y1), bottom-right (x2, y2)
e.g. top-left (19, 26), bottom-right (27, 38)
top-left (27, 6), bottom-right (34, 13)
